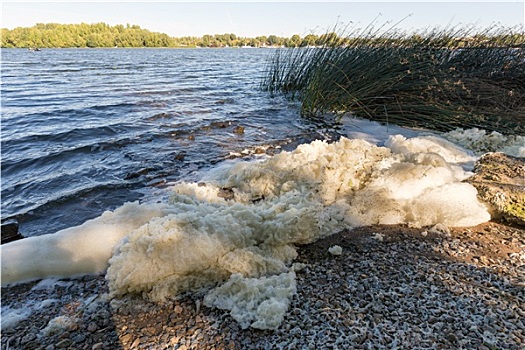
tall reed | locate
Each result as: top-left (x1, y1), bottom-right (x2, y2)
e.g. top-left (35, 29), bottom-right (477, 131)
top-left (262, 24), bottom-right (525, 135)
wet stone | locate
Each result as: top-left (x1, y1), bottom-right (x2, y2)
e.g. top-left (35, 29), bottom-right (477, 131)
top-left (1, 218), bottom-right (24, 244)
top-left (233, 126), bottom-right (245, 134)
top-left (217, 187), bottom-right (235, 200)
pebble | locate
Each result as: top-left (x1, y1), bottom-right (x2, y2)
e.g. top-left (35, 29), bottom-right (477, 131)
top-left (21, 332), bottom-right (36, 343)
top-left (87, 322), bottom-right (98, 333)
top-left (73, 333), bottom-right (87, 343)
top-left (120, 333), bottom-right (133, 344)
top-left (55, 339), bottom-right (71, 348)
top-left (130, 338), bottom-right (141, 348)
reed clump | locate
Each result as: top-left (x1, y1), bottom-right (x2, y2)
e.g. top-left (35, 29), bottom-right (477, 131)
top-left (262, 24), bottom-right (525, 135)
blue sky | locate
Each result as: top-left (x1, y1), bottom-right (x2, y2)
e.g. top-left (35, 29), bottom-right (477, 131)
top-left (2, 1), bottom-right (524, 37)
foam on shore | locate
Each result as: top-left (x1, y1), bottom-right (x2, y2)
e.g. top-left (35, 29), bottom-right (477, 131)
top-left (443, 128), bottom-right (525, 157)
top-left (1, 202), bottom-right (173, 285)
top-left (105, 134), bottom-right (490, 330)
top-left (2, 131), bottom-right (495, 329)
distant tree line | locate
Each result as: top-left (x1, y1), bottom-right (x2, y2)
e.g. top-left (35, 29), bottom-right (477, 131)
top-left (0, 23), bottom-right (335, 48)
top-left (2, 22), bottom-right (523, 49)
top-left (1, 23), bottom-right (192, 48)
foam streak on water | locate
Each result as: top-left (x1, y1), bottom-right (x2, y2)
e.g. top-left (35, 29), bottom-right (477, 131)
top-left (1, 48), bottom-right (323, 236)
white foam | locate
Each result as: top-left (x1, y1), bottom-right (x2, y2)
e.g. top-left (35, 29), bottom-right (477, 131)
top-left (371, 233), bottom-right (385, 242)
top-left (1, 307), bottom-right (32, 331)
top-left (106, 196), bottom-right (308, 301)
top-left (328, 245), bottom-right (343, 255)
top-left (385, 134), bottom-right (477, 165)
top-left (1, 132), bottom-right (494, 329)
top-left (106, 135), bottom-right (489, 303)
top-left (204, 272), bottom-right (297, 330)
top-left (341, 117), bottom-right (524, 158)
top-left (340, 115), bottom-right (422, 145)
top-left (443, 128), bottom-right (525, 157)
top-left (31, 278), bottom-right (74, 291)
top-left (1, 202), bottom-right (173, 286)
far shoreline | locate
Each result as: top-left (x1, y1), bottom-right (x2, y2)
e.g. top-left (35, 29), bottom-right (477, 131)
top-left (4, 46), bottom-right (286, 50)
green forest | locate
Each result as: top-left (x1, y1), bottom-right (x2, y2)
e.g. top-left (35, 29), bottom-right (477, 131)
top-left (1, 22), bottom-right (326, 48)
top-left (2, 22), bottom-right (523, 49)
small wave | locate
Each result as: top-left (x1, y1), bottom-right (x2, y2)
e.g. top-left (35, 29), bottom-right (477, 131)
top-left (4, 182), bottom-right (145, 237)
top-left (1, 129), bottom-right (134, 165)
top-left (4, 124), bottom-right (120, 145)
top-left (3, 102), bottom-right (136, 125)
top-left (2, 177), bottom-right (140, 220)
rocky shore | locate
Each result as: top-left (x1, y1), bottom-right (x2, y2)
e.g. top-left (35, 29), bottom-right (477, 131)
top-left (2, 221), bottom-right (524, 350)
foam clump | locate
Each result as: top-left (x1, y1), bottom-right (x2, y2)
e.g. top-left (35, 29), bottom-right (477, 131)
top-left (372, 233), bottom-right (385, 242)
top-left (328, 245), bottom-right (343, 255)
top-left (429, 223), bottom-right (451, 236)
top-left (203, 272), bottom-right (297, 330)
top-left (106, 196), bottom-right (310, 301)
top-left (385, 134), bottom-right (477, 165)
top-left (443, 128), bottom-right (525, 157)
top-left (107, 135), bottom-right (489, 303)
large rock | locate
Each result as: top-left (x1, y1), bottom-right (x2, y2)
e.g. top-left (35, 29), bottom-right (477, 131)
top-left (467, 152), bottom-right (525, 226)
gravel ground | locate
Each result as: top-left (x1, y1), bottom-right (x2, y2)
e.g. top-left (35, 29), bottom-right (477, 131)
top-left (2, 221), bottom-right (524, 350)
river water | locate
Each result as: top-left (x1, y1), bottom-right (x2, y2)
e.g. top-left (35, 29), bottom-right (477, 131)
top-left (1, 48), bottom-right (329, 237)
